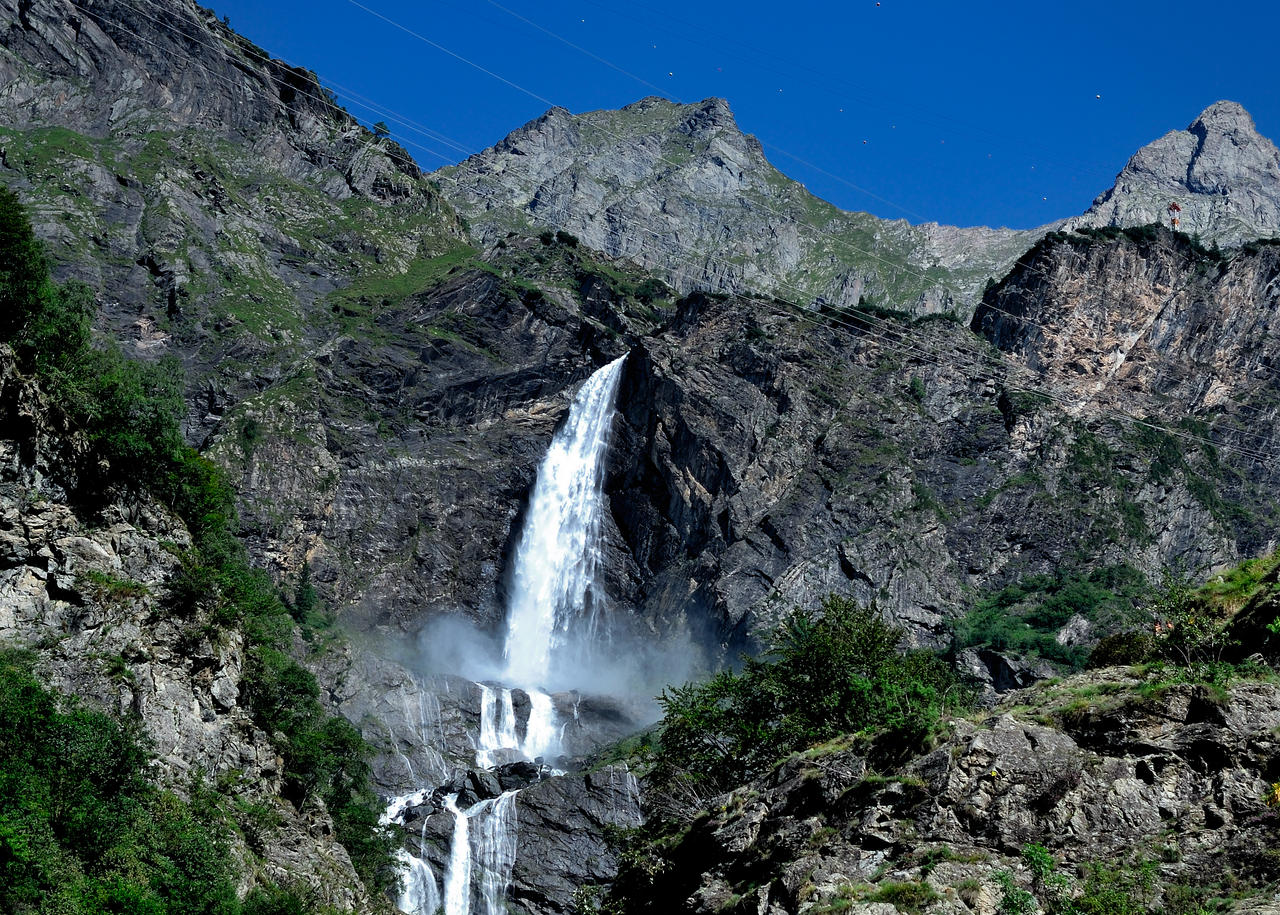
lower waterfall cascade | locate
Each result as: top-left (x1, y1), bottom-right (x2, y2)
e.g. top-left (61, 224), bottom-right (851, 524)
top-left (388, 355), bottom-right (633, 915)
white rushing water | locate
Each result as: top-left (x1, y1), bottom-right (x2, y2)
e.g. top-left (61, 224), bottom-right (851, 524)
top-left (476, 684), bottom-right (518, 768)
top-left (443, 796), bottom-right (472, 915)
top-left (382, 792), bottom-right (442, 915)
top-left (396, 849), bottom-right (443, 915)
top-left (430, 792), bottom-right (520, 915)
top-left (476, 683), bottom-right (562, 766)
top-left (501, 355), bottom-right (628, 688)
top-left (473, 791), bottom-right (519, 915)
top-left (394, 356), bottom-right (628, 915)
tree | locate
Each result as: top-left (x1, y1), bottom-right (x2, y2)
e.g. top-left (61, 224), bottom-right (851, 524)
top-left (372, 121), bottom-right (390, 139)
top-left (0, 187), bottom-right (50, 343)
top-left (652, 596), bottom-right (965, 806)
top-left (290, 560), bottom-right (318, 624)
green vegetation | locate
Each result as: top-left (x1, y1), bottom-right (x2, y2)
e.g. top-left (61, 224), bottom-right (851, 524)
top-left (866, 881), bottom-right (938, 914)
top-left (1060, 224), bottom-right (1227, 263)
top-left (326, 241), bottom-right (477, 319)
top-left (955, 565), bottom-right (1149, 669)
top-left (651, 595), bottom-right (967, 806)
top-left (0, 648), bottom-right (239, 914)
top-left (0, 186), bottom-right (396, 899)
top-left (1088, 554), bottom-right (1280, 677)
top-left (1008, 843), bottom-right (1205, 915)
top-left (0, 649), bottom-right (349, 915)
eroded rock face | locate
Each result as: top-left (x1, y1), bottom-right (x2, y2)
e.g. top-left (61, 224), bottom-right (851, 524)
top-left (972, 227), bottom-right (1280, 556)
top-left (0, 0), bottom-right (462, 443)
top-left (603, 290), bottom-right (1262, 649)
top-left (633, 671), bottom-right (1280, 915)
top-left (1072, 101), bottom-right (1280, 246)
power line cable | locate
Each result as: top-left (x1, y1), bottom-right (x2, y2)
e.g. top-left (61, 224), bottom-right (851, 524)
top-left (57, 0), bottom-right (1280, 463)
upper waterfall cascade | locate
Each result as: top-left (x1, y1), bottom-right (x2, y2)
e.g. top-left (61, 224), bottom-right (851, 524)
top-left (501, 354), bottom-right (629, 689)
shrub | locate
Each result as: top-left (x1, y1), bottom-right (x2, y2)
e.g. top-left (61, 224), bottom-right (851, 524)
top-left (956, 565), bottom-right (1148, 670)
top-left (0, 187), bottom-right (51, 343)
top-left (0, 650), bottom-right (239, 915)
top-left (652, 596), bottom-right (966, 805)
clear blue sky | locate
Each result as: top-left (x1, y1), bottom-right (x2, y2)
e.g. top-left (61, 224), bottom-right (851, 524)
top-left (206, 0), bottom-right (1280, 230)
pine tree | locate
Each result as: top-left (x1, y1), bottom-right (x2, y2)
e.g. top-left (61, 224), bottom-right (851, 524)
top-left (292, 560), bottom-right (318, 623)
top-left (0, 187), bottom-right (50, 343)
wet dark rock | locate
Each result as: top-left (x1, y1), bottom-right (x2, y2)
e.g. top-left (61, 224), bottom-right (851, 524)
top-left (495, 760), bottom-right (543, 791)
top-left (469, 768), bottom-right (504, 800)
top-left (400, 765), bottom-right (642, 915)
top-left (509, 766), bottom-right (643, 915)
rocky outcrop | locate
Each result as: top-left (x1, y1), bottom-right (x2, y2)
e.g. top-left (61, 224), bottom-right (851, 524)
top-left (604, 288), bottom-right (1267, 648)
top-left (974, 227), bottom-right (1280, 419)
top-left (0, 346), bottom-right (376, 909)
top-left (441, 96), bottom-right (1044, 317)
top-left (1072, 101), bottom-right (1280, 246)
top-left (5, 0), bottom-right (1278, 659)
top-left (624, 670), bottom-right (1280, 914)
top-left (972, 227), bottom-right (1280, 555)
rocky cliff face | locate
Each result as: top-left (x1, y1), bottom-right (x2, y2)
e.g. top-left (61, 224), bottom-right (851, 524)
top-left (440, 96), bottom-right (1044, 317)
top-left (5, 0), bottom-right (1276, 654)
top-left (619, 671), bottom-right (1280, 914)
top-left (0, 0), bottom-right (462, 442)
top-left (975, 228), bottom-right (1280, 422)
top-left (1071, 101), bottom-right (1280, 246)
top-left (0, 347), bottom-right (377, 909)
top-left (605, 284), bottom-right (1275, 648)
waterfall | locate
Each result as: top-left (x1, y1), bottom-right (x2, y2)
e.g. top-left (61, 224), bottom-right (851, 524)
top-left (477, 684), bottom-right (561, 766)
top-left (473, 792), bottom-right (519, 915)
top-left (396, 848), bottom-right (443, 915)
top-left (476, 684), bottom-right (518, 768)
top-left (443, 796), bottom-right (472, 915)
top-left (521, 690), bottom-right (557, 760)
top-left (501, 355), bottom-right (628, 688)
top-left (393, 356), bottom-right (628, 915)
top-left (383, 792), bottom-right (441, 915)
top-left (434, 792), bottom-right (520, 915)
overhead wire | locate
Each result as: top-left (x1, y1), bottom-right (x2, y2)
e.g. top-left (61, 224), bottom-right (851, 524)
top-left (120, 0), bottom-right (1267, 431)
top-left (573, 0), bottom-right (1126, 186)
top-left (62, 0), bottom-right (1280, 464)
top-left (93, 0), bottom-right (1280, 445)
top-left (80, 0), bottom-right (1280, 461)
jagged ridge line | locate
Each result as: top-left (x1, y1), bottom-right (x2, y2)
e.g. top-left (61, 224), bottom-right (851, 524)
top-left (73, 0), bottom-right (471, 164)
top-left (117, 0), bottom-right (1280, 435)
top-left (336, 0), bottom-right (1011, 301)
top-left (73, 0), bottom-right (1025, 379)
top-left (45, 0), bottom-right (1280, 462)
top-left (478, 0), bottom-right (932, 222)
top-left (336, 0), bottom-right (1280, 429)
top-left (570, 0), bottom-right (1115, 185)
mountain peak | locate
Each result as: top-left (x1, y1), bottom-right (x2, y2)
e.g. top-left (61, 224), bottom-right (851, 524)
top-left (1075, 100), bottom-right (1280, 245)
top-left (1190, 99), bottom-right (1256, 134)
